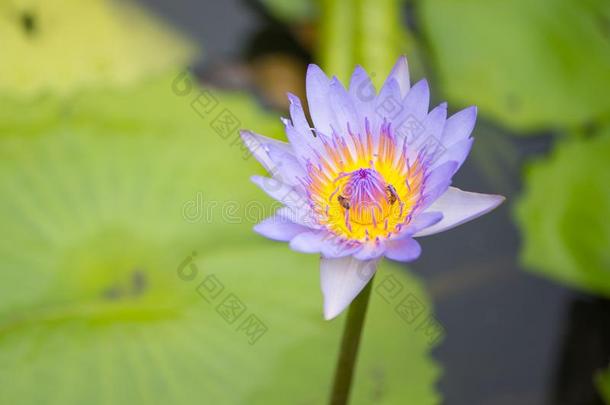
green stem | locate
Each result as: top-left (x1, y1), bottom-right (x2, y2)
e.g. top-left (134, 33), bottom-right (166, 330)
top-left (329, 276), bottom-right (375, 405)
top-left (320, 0), bottom-right (403, 86)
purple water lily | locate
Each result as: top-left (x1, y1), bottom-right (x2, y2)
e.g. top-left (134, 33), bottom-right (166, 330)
top-left (241, 56), bottom-right (504, 320)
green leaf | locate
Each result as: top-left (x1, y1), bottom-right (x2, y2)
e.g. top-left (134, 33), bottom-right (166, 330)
top-left (420, 0), bottom-right (610, 131)
top-left (0, 76), bottom-right (441, 404)
top-left (0, 0), bottom-right (197, 97)
top-left (0, 72), bottom-right (279, 137)
top-left (515, 127), bottom-right (610, 296)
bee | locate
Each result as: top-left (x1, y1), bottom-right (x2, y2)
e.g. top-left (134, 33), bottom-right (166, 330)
top-left (386, 184), bottom-right (399, 205)
top-left (337, 195), bottom-right (351, 210)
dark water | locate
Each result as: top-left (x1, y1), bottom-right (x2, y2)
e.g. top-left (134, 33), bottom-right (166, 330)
top-left (139, 1), bottom-right (610, 403)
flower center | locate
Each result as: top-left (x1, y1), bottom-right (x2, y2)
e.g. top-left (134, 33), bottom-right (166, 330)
top-left (339, 168), bottom-right (393, 227)
top-left (305, 125), bottom-right (426, 242)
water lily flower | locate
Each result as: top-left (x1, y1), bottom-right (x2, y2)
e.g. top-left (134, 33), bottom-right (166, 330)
top-left (241, 56), bottom-right (504, 320)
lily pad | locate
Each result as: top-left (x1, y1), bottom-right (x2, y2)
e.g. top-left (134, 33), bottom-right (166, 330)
top-left (0, 72), bottom-right (277, 137)
top-left (420, 0), bottom-right (610, 131)
top-left (0, 77), bottom-right (441, 404)
top-left (0, 0), bottom-right (196, 97)
top-left (515, 127), bottom-right (610, 295)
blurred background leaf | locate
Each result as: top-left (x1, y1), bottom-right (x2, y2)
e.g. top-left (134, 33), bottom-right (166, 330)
top-left (515, 126), bottom-right (610, 296)
top-left (0, 0), bottom-right (197, 97)
top-left (420, 0), bottom-right (610, 132)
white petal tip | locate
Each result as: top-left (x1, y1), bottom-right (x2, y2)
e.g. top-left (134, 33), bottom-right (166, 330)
top-left (414, 188), bottom-right (506, 237)
top-left (239, 129), bottom-right (251, 140)
top-left (323, 308), bottom-right (339, 321)
top-left (323, 297), bottom-right (348, 320)
top-left (482, 194), bottom-right (506, 215)
top-left (307, 63), bottom-right (325, 76)
top-left (319, 257), bottom-right (379, 321)
top-left (252, 222), bottom-right (266, 235)
top-left (491, 194), bottom-right (507, 206)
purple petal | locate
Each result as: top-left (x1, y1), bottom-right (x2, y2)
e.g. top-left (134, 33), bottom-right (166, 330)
top-left (432, 137), bottom-right (474, 174)
top-left (422, 103), bottom-right (448, 142)
top-left (398, 211), bottom-right (444, 236)
top-left (401, 79), bottom-right (430, 123)
top-left (353, 241), bottom-right (386, 261)
top-left (420, 161), bottom-right (458, 210)
top-left (348, 65), bottom-right (376, 122)
top-left (240, 130), bottom-right (293, 174)
top-left (283, 121), bottom-right (322, 165)
top-left (329, 77), bottom-right (362, 135)
top-left (306, 64), bottom-right (334, 135)
top-left (385, 237), bottom-right (422, 262)
top-left (269, 148), bottom-right (306, 186)
top-left (289, 231), bottom-right (325, 253)
top-left (287, 93), bottom-right (314, 138)
top-left (374, 78), bottom-right (402, 133)
top-left (254, 214), bottom-right (309, 241)
top-left (275, 206), bottom-right (320, 229)
top-left (289, 230), bottom-right (360, 258)
top-left (320, 256), bottom-right (379, 320)
top-left (414, 187), bottom-right (505, 237)
top-left (442, 106), bottom-right (477, 146)
top-left (384, 55), bottom-right (410, 98)
top-left (410, 103), bottom-right (448, 164)
top-left (250, 175), bottom-right (308, 210)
